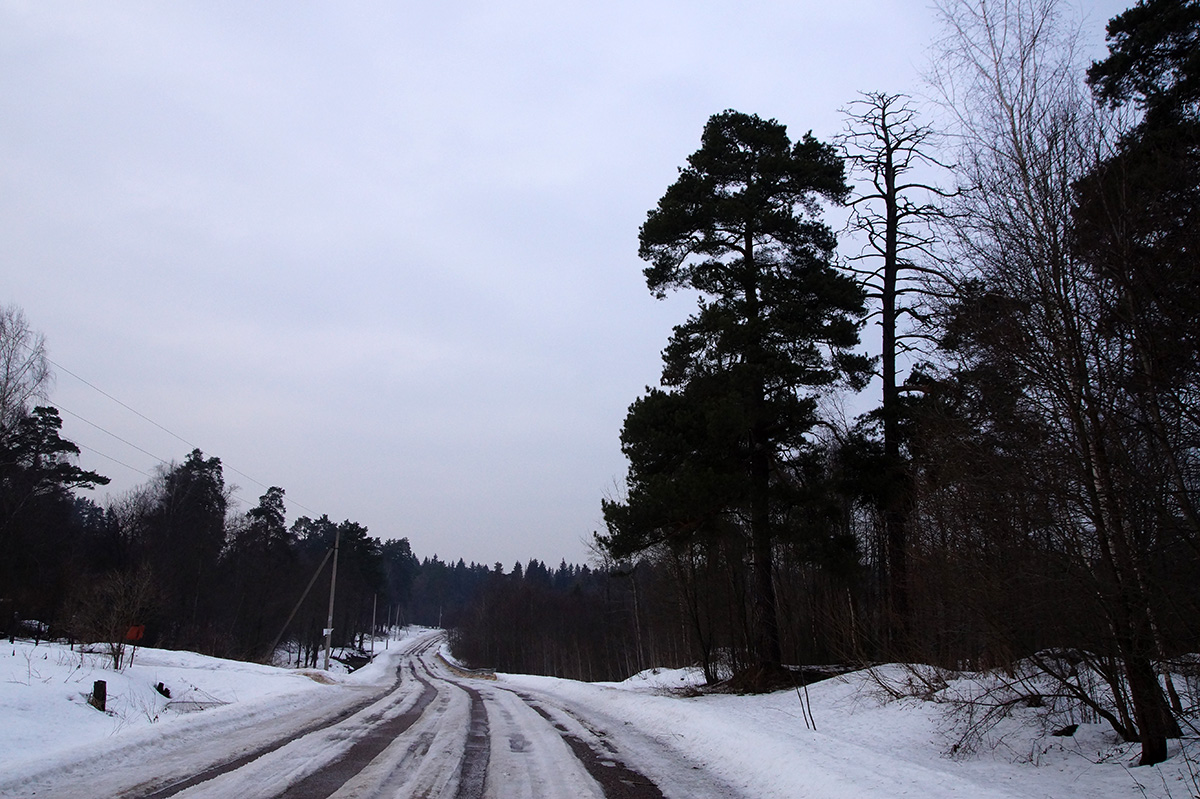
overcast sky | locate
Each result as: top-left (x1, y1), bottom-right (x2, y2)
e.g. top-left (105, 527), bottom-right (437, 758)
top-left (1, 0), bottom-right (1125, 567)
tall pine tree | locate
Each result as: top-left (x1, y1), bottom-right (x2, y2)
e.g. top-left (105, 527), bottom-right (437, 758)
top-left (601, 111), bottom-right (867, 675)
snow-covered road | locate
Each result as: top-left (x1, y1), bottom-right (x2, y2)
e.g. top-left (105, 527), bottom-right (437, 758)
top-left (4, 631), bottom-right (743, 798)
top-left (5, 632), bottom-right (1189, 798)
top-left (262, 632), bottom-right (745, 798)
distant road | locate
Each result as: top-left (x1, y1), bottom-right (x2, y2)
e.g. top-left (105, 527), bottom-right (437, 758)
top-left (118, 631), bottom-right (744, 799)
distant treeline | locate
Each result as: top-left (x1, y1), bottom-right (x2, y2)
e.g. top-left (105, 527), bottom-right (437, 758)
top-left (0, 388), bottom-right (667, 679)
top-left (0, 427), bottom-right (419, 663)
top-left (419, 558), bottom-right (693, 682)
top-left (0, 393), bottom-right (841, 683)
top-left (437, 554), bottom-right (865, 684)
top-left (0, 403), bottom-right (677, 682)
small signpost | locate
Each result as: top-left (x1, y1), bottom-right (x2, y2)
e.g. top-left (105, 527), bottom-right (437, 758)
top-left (126, 623), bottom-right (145, 666)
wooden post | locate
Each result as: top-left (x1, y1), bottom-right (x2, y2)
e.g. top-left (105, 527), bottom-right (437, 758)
top-left (90, 680), bottom-right (107, 712)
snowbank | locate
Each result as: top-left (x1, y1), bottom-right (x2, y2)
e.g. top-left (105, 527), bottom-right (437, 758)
top-left (503, 664), bottom-right (1200, 799)
top-left (0, 630), bottom-right (423, 798)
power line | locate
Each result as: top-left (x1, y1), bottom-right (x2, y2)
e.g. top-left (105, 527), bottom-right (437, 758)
top-left (55, 402), bottom-right (168, 465)
top-left (73, 441), bottom-right (260, 509)
top-left (57, 403), bottom-right (260, 508)
top-left (75, 442), bottom-right (154, 480)
top-left (41, 353), bottom-right (319, 516)
top-left (47, 357), bottom-right (198, 450)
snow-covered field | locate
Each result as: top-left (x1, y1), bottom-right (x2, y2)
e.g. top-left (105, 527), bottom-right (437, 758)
top-left (3, 633), bottom-right (1197, 798)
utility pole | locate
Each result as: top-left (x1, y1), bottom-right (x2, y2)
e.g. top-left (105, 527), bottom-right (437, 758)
top-left (370, 594), bottom-right (377, 657)
top-left (322, 525), bottom-right (341, 671)
top-left (266, 547), bottom-right (334, 664)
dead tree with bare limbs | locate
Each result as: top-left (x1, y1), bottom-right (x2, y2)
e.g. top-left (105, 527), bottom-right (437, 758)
top-left (840, 93), bottom-right (954, 652)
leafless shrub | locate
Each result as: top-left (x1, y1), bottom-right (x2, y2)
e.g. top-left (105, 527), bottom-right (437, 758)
top-left (62, 567), bottom-right (158, 670)
top-left (867, 651), bottom-right (1183, 759)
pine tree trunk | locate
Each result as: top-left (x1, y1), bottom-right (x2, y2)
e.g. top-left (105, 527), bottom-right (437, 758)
top-left (750, 435), bottom-right (782, 668)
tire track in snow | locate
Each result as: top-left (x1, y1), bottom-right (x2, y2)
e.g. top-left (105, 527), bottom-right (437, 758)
top-left (454, 681), bottom-right (490, 799)
top-left (296, 644), bottom-right (488, 798)
top-left (475, 683), bottom-right (602, 799)
top-left (503, 689), bottom-right (665, 799)
top-left (424, 643), bottom-right (677, 798)
top-left (136, 638), bottom-right (442, 799)
top-left (275, 661), bottom-right (440, 798)
top-left (490, 682), bottom-right (748, 799)
top-left (139, 634), bottom-right (725, 799)
top-left (336, 657), bottom-right (475, 797)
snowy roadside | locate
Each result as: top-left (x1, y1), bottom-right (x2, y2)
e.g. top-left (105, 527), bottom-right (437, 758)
top-left (0, 630), bottom-right (428, 798)
top-left (3, 632), bottom-right (1197, 799)
top-left (503, 665), bottom-right (1200, 799)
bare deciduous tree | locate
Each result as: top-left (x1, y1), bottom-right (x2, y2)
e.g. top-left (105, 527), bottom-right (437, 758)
top-left (64, 566), bottom-right (158, 670)
top-left (0, 304), bottom-right (52, 429)
top-left (929, 0), bottom-right (1182, 766)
